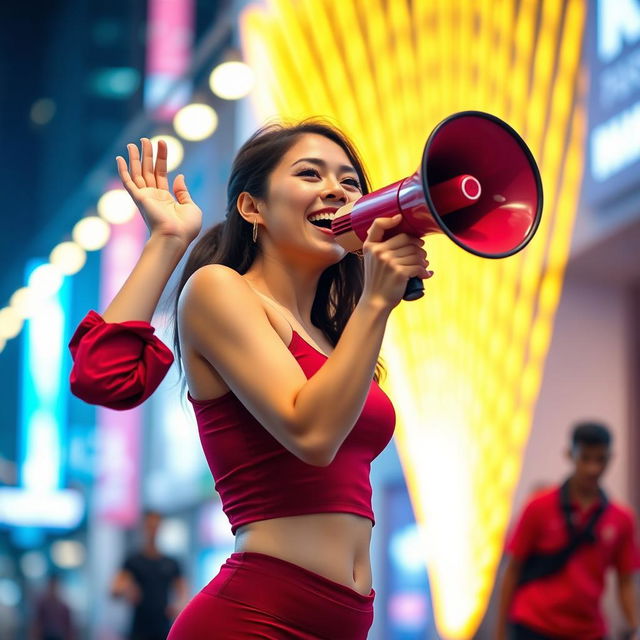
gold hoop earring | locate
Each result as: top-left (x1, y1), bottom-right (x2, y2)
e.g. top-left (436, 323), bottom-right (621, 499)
top-left (252, 219), bottom-right (258, 243)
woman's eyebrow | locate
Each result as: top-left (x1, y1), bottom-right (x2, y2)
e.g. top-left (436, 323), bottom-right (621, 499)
top-left (291, 157), bottom-right (357, 175)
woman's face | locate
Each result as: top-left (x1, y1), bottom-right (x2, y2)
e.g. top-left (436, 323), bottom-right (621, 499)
top-left (259, 133), bottom-right (363, 267)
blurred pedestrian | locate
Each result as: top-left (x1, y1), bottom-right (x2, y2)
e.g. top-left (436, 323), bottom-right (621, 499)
top-left (111, 510), bottom-right (188, 640)
top-left (30, 573), bottom-right (75, 640)
top-left (496, 421), bottom-right (640, 640)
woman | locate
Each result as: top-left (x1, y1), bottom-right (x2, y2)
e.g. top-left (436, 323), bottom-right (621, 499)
top-left (69, 121), bottom-right (433, 638)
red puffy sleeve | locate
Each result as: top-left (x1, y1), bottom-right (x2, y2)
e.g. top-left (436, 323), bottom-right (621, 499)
top-left (69, 310), bottom-right (174, 410)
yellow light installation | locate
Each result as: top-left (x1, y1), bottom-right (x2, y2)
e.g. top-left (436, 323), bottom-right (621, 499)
top-left (240, 1), bottom-right (587, 637)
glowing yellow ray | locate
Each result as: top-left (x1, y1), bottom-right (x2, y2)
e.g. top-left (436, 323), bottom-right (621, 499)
top-left (240, 1), bottom-right (588, 636)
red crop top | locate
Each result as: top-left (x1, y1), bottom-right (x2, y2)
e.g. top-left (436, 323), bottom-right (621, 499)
top-left (190, 328), bottom-right (396, 534)
top-left (69, 311), bottom-right (396, 534)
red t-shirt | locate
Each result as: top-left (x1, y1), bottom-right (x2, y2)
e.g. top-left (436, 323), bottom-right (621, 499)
top-left (506, 485), bottom-right (640, 639)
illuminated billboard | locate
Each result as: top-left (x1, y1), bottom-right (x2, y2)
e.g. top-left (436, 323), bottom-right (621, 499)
top-left (586, 0), bottom-right (640, 204)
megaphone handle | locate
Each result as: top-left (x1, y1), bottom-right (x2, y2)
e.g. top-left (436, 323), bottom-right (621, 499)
top-left (403, 276), bottom-right (424, 301)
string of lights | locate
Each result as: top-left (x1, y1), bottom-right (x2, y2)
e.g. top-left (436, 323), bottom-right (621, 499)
top-left (0, 60), bottom-right (254, 355)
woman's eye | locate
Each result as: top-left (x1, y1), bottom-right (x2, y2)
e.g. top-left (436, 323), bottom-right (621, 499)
top-left (297, 168), bottom-right (319, 178)
top-left (296, 168), bottom-right (360, 190)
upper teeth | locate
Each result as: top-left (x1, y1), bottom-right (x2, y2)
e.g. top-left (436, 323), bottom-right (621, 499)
top-left (308, 213), bottom-right (336, 222)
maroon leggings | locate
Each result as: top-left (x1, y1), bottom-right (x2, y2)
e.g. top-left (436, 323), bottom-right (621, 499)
top-left (168, 551), bottom-right (376, 639)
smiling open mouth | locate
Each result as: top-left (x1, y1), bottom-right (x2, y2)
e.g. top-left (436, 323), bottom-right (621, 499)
top-left (307, 211), bottom-right (337, 231)
top-left (308, 218), bottom-right (332, 229)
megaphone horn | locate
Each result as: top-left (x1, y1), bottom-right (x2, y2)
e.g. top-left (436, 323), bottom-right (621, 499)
top-left (331, 110), bottom-right (544, 301)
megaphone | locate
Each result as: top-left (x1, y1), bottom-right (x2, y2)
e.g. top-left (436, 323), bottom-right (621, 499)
top-left (331, 111), bottom-right (543, 301)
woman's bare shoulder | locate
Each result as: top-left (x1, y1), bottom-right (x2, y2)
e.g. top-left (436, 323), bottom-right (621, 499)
top-left (186, 262), bottom-right (245, 288)
top-left (179, 264), bottom-right (250, 308)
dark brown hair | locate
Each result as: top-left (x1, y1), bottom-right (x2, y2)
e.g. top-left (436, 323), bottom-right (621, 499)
top-left (172, 119), bottom-right (385, 383)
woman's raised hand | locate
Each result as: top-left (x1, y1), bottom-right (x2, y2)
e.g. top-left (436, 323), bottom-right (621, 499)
top-left (116, 138), bottom-right (202, 247)
top-left (360, 214), bottom-right (434, 310)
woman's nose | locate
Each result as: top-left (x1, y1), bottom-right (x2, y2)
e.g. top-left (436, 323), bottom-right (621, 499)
top-left (321, 181), bottom-right (347, 203)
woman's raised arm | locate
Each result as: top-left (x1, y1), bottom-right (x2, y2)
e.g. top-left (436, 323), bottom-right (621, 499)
top-left (102, 137), bottom-right (202, 322)
top-left (68, 139), bottom-right (202, 409)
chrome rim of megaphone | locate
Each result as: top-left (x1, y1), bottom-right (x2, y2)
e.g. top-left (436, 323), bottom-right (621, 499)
top-left (420, 110), bottom-right (544, 259)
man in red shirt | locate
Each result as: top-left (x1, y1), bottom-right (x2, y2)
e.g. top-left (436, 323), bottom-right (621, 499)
top-left (496, 421), bottom-right (640, 640)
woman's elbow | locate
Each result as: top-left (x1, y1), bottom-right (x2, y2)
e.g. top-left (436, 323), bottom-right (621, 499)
top-left (296, 428), bottom-right (334, 467)
top-left (301, 449), bottom-right (333, 467)
top-left (70, 366), bottom-right (146, 409)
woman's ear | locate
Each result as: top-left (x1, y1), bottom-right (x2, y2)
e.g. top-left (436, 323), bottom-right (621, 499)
top-left (237, 192), bottom-right (263, 225)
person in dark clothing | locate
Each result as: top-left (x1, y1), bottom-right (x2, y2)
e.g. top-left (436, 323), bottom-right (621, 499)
top-left (31, 573), bottom-right (75, 640)
top-left (111, 511), bottom-right (188, 640)
top-left (496, 421), bottom-right (640, 640)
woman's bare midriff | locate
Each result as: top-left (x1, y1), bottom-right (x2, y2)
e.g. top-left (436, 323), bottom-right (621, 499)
top-left (234, 513), bottom-right (373, 595)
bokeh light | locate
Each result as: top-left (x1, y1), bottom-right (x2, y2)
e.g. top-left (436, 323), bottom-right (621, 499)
top-left (50, 241), bottom-right (87, 275)
top-left (30, 98), bottom-right (56, 125)
top-left (173, 103), bottom-right (219, 141)
top-left (209, 61), bottom-right (255, 100)
top-left (0, 578), bottom-right (20, 607)
top-left (51, 540), bottom-right (85, 569)
top-left (20, 550), bottom-right (47, 580)
top-left (72, 216), bottom-right (111, 251)
top-left (10, 287), bottom-right (37, 319)
top-left (97, 188), bottom-right (137, 225)
top-left (0, 307), bottom-right (24, 340)
top-left (28, 263), bottom-right (63, 298)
